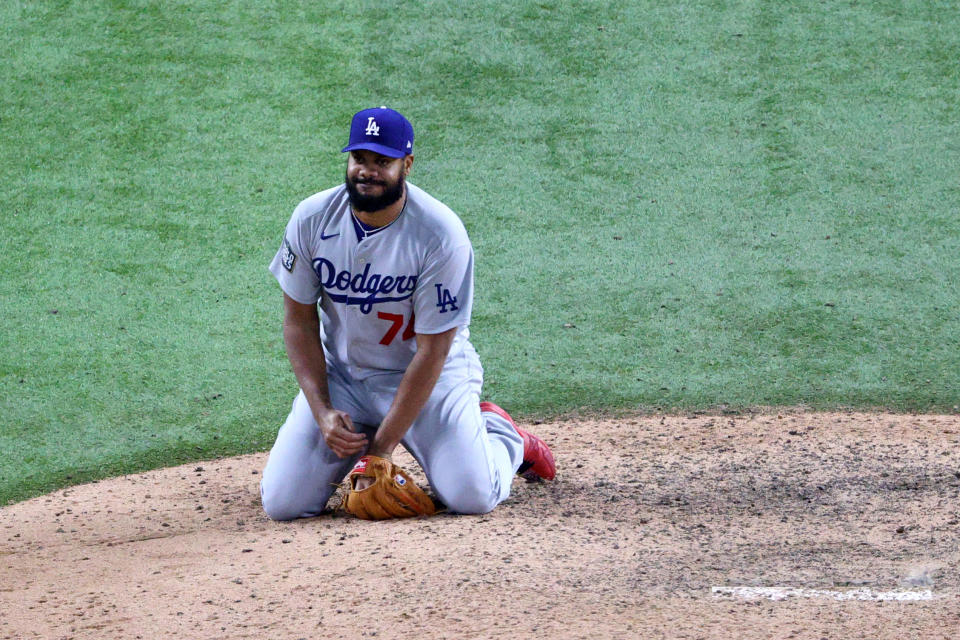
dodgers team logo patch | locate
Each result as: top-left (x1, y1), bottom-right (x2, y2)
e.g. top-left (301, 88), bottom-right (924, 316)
top-left (435, 284), bottom-right (458, 313)
top-left (281, 236), bottom-right (296, 272)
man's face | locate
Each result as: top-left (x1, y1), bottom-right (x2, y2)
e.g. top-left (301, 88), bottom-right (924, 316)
top-left (345, 149), bottom-right (412, 213)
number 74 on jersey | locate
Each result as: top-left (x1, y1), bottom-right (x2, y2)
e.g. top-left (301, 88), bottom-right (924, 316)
top-left (376, 286), bottom-right (458, 346)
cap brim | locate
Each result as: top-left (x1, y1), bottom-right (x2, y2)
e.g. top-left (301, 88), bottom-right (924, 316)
top-left (341, 142), bottom-right (408, 158)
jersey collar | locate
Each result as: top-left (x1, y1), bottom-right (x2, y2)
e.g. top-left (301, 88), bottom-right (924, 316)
top-left (350, 197), bottom-right (407, 242)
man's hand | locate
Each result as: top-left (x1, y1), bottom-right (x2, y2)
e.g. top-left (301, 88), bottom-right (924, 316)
top-left (316, 408), bottom-right (367, 459)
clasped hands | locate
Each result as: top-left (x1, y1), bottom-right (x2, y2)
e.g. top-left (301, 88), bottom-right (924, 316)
top-left (316, 408), bottom-right (392, 491)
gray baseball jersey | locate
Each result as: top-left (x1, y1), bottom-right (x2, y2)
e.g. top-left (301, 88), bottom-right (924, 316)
top-left (268, 181), bottom-right (475, 380)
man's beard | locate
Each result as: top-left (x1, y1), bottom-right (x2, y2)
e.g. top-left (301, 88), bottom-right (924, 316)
top-left (345, 170), bottom-right (406, 213)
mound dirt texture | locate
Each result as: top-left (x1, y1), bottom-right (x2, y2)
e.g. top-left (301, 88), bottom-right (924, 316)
top-left (2, 411), bottom-right (959, 639)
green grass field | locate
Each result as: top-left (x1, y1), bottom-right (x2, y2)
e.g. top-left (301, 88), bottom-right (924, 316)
top-left (2, 0), bottom-right (958, 505)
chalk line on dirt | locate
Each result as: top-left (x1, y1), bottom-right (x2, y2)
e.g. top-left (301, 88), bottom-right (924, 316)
top-left (712, 586), bottom-right (937, 601)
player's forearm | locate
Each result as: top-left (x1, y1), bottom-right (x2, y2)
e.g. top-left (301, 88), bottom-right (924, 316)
top-left (370, 354), bottom-right (444, 455)
top-left (282, 317), bottom-right (333, 409)
top-left (370, 331), bottom-right (455, 456)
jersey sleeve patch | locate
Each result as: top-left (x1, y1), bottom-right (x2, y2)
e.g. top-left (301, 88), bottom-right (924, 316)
top-left (434, 284), bottom-right (459, 313)
top-left (281, 236), bottom-right (296, 272)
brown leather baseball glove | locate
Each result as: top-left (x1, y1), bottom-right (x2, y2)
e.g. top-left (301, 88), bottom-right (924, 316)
top-left (340, 455), bottom-right (438, 519)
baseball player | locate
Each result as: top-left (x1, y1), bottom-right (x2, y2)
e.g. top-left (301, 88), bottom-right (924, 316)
top-left (260, 106), bottom-right (555, 520)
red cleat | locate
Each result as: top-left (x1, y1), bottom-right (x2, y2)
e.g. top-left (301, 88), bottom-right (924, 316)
top-left (480, 401), bottom-right (556, 481)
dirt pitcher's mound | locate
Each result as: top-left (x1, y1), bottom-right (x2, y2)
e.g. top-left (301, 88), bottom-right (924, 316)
top-left (2, 411), bottom-right (959, 639)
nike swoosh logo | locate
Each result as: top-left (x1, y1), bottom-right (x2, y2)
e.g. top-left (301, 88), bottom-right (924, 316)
top-left (320, 231), bottom-right (340, 240)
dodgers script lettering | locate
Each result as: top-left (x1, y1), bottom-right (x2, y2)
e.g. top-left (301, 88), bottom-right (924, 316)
top-left (312, 257), bottom-right (417, 314)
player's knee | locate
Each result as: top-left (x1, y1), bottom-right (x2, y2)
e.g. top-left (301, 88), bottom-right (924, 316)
top-left (260, 483), bottom-right (297, 521)
top-left (262, 500), bottom-right (298, 522)
top-left (438, 480), bottom-right (499, 515)
top-left (260, 480), bottom-right (324, 521)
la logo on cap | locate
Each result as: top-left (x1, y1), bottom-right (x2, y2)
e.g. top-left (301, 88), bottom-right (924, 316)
top-left (342, 106), bottom-right (413, 158)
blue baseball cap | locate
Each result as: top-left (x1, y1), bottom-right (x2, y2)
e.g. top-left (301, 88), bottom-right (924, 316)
top-left (341, 106), bottom-right (414, 158)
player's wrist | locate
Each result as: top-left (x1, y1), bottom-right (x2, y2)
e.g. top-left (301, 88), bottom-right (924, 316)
top-left (366, 444), bottom-right (396, 461)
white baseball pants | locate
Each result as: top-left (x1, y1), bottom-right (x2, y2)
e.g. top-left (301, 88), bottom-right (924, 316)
top-left (259, 347), bottom-right (523, 520)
